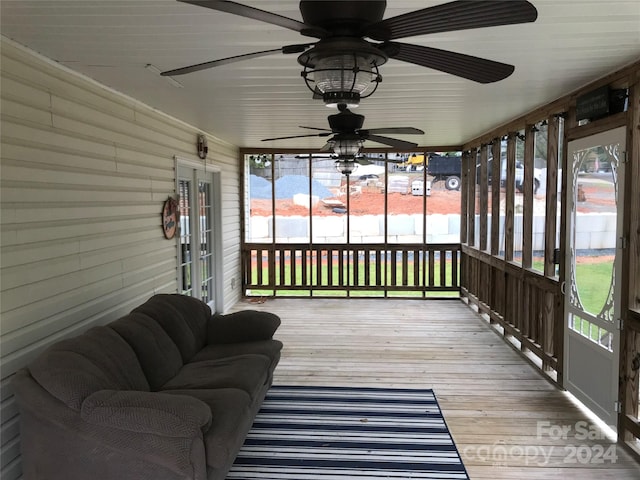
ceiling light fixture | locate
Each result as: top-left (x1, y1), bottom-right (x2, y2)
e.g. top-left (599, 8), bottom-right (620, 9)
top-left (334, 157), bottom-right (359, 176)
top-left (329, 136), bottom-right (364, 157)
top-left (299, 38), bottom-right (386, 108)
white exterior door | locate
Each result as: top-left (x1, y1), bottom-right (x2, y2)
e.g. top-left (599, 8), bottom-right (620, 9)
top-left (564, 126), bottom-right (626, 428)
top-left (177, 165), bottom-right (219, 311)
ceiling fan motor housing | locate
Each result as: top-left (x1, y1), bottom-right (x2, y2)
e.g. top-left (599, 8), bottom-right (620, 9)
top-left (328, 107), bottom-right (365, 132)
top-left (299, 0), bottom-right (387, 32)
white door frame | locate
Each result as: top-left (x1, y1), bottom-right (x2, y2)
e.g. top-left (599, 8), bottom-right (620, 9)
top-left (563, 126), bottom-right (626, 428)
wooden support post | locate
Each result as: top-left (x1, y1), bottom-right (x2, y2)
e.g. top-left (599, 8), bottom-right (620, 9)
top-left (540, 115), bottom-right (561, 372)
top-left (468, 148), bottom-right (477, 247)
top-left (522, 124), bottom-right (535, 269)
top-left (479, 145), bottom-right (489, 251)
top-left (556, 106), bottom-right (576, 388)
top-left (505, 134), bottom-right (516, 261)
top-left (627, 71), bottom-right (640, 324)
top-left (544, 115), bottom-right (560, 277)
top-left (491, 140), bottom-right (502, 257)
top-left (460, 151), bottom-right (469, 245)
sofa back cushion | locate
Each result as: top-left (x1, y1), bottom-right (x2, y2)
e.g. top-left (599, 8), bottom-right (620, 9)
top-left (28, 326), bottom-right (149, 411)
top-left (108, 312), bottom-right (184, 390)
top-left (131, 294), bottom-right (209, 362)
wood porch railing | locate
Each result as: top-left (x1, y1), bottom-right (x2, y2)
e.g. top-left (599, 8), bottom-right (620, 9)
top-left (242, 242), bottom-right (461, 296)
top-left (461, 245), bottom-right (563, 383)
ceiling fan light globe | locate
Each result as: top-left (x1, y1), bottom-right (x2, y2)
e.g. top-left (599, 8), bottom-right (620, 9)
top-left (315, 54), bottom-right (380, 95)
top-left (299, 38), bottom-right (386, 102)
top-left (331, 138), bottom-right (363, 156)
top-left (335, 159), bottom-right (359, 176)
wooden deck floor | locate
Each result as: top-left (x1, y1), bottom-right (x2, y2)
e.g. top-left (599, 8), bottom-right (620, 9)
top-left (230, 297), bottom-right (640, 479)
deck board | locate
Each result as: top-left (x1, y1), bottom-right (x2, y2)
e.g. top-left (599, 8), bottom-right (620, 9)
top-left (230, 298), bottom-right (640, 479)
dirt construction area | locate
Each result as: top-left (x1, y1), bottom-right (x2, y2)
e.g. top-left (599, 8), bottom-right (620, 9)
top-left (251, 189), bottom-right (462, 217)
top-left (250, 174), bottom-right (615, 217)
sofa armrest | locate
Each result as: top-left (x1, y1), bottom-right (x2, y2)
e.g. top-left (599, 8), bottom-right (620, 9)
top-left (81, 390), bottom-right (212, 438)
top-left (208, 310), bottom-right (281, 344)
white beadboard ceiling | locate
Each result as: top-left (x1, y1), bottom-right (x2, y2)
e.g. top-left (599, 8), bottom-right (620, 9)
top-left (1, 1), bottom-right (639, 150)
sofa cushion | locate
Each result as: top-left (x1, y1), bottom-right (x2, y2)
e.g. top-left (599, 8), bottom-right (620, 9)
top-left (28, 326), bottom-right (149, 411)
top-left (162, 388), bottom-right (253, 474)
top-left (161, 355), bottom-right (271, 401)
top-left (132, 294), bottom-right (210, 362)
top-left (190, 339), bottom-right (283, 368)
top-left (109, 312), bottom-right (183, 390)
top-left (209, 310), bottom-right (281, 344)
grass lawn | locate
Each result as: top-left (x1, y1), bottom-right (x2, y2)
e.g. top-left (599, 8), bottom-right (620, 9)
top-left (574, 261), bottom-right (613, 315)
top-left (531, 258), bottom-right (612, 314)
top-left (248, 256), bottom-right (459, 298)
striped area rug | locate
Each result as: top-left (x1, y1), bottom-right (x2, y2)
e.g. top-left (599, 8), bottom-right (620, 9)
top-left (227, 385), bottom-right (469, 479)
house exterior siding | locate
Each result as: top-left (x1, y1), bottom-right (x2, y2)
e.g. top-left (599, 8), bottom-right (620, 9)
top-left (0, 38), bottom-right (241, 479)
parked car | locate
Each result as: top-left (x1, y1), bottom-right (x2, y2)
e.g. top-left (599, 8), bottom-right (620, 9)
top-left (492, 160), bottom-right (543, 194)
top-left (358, 174), bottom-right (379, 181)
top-left (513, 161), bottom-right (543, 194)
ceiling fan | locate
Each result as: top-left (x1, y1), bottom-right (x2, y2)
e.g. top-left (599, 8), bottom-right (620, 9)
top-left (162, 1), bottom-right (538, 106)
top-left (261, 103), bottom-right (424, 154)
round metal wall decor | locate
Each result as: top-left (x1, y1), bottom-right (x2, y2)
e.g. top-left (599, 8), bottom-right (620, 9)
top-left (161, 196), bottom-right (179, 239)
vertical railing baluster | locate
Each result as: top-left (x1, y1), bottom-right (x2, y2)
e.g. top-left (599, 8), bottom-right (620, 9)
top-left (390, 248), bottom-right (397, 286)
top-left (279, 248), bottom-right (285, 286)
top-left (364, 248), bottom-right (371, 286)
top-left (256, 248), bottom-right (263, 285)
top-left (428, 249), bottom-right (435, 287)
top-left (353, 249), bottom-right (360, 286)
top-left (270, 248), bottom-right (276, 288)
top-left (316, 248), bottom-right (322, 287)
top-left (401, 250), bottom-right (408, 286)
top-left (452, 249), bottom-right (459, 288)
top-left (420, 248), bottom-right (425, 287)
top-left (301, 250), bottom-right (307, 287)
top-left (291, 249), bottom-right (298, 287)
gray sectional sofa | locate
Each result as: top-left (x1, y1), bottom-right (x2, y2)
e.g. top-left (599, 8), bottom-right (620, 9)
top-left (12, 294), bottom-right (282, 480)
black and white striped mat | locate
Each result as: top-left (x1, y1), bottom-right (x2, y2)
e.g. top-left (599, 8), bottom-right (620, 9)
top-left (227, 385), bottom-right (469, 479)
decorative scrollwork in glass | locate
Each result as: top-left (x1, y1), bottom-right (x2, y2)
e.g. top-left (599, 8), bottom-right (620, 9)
top-left (569, 138), bottom-right (621, 338)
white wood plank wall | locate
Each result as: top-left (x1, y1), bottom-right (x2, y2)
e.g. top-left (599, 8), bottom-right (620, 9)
top-left (0, 38), bottom-right (242, 479)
